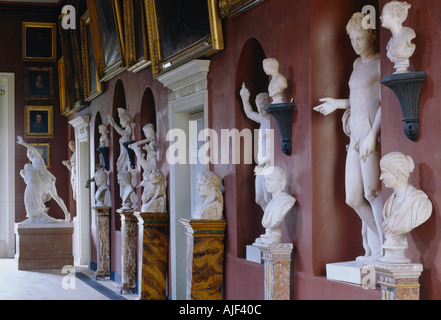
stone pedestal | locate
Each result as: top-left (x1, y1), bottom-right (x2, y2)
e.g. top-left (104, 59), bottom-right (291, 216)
top-left (326, 261), bottom-right (364, 286)
top-left (257, 243), bottom-right (293, 300)
top-left (118, 209), bottom-right (138, 294)
top-left (93, 207), bottom-right (110, 280)
top-left (180, 219), bottom-right (226, 300)
top-left (15, 222), bottom-right (74, 270)
top-left (135, 212), bottom-right (169, 300)
top-left (371, 262), bottom-right (423, 300)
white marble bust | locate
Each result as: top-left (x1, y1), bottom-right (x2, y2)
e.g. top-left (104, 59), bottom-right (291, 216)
top-left (94, 168), bottom-right (111, 207)
top-left (381, 1), bottom-right (416, 73)
top-left (140, 169), bottom-right (166, 213)
top-left (379, 152), bottom-right (432, 263)
top-left (254, 166), bottom-right (296, 245)
top-left (193, 171), bottom-right (223, 220)
top-left (263, 58), bottom-right (288, 104)
top-left (98, 124), bottom-right (109, 148)
top-left (117, 170), bottom-right (137, 211)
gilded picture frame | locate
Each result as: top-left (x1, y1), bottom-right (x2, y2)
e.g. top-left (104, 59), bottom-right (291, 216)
top-left (80, 10), bottom-right (103, 101)
top-left (30, 143), bottom-right (52, 168)
top-left (123, 0), bottom-right (151, 73)
top-left (218, 0), bottom-right (265, 19)
top-left (22, 22), bottom-right (57, 62)
top-left (144, 0), bottom-right (224, 77)
top-left (58, 57), bottom-right (72, 116)
top-left (24, 105), bottom-right (54, 139)
top-left (86, 0), bottom-right (126, 82)
top-left (24, 67), bottom-right (54, 100)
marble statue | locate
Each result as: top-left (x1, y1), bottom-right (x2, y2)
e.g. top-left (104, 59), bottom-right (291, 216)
top-left (17, 136), bottom-right (71, 223)
top-left (139, 169), bottom-right (166, 213)
top-left (117, 170), bottom-right (137, 211)
top-left (263, 58), bottom-right (288, 104)
top-left (381, 1), bottom-right (416, 74)
top-left (128, 123), bottom-right (157, 172)
top-left (108, 108), bottom-right (135, 173)
top-left (94, 168), bottom-right (111, 207)
top-left (62, 140), bottom-right (76, 201)
top-left (254, 166), bottom-right (295, 245)
top-left (239, 83), bottom-right (272, 210)
top-left (98, 124), bottom-right (109, 148)
top-left (193, 171), bottom-right (223, 220)
top-left (379, 152), bottom-right (432, 263)
top-left (313, 12), bottom-right (383, 263)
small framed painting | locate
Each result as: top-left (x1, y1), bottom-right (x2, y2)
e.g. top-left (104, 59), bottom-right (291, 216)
top-left (24, 105), bottom-right (54, 138)
top-left (22, 22), bottom-right (57, 62)
top-left (25, 67), bottom-right (54, 100)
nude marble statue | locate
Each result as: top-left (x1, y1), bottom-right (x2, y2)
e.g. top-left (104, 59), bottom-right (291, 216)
top-left (254, 166), bottom-right (295, 245)
top-left (313, 12), bottom-right (383, 262)
top-left (128, 123), bottom-right (157, 172)
top-left (17, 136), bottom-right (71, 223)
top-left (62, 140), bottom-right (76, 201)
top-left (193, 171), bottom-right (223, 220)
top-left (108, 108), bottom-right (135, 173)
top-left (379, 152), bottom-right (432, 263)
top-left (263, 58), bottom-right (288, 104)
top-left (239, 83), bottom-right (272, 210)
top-left (98, 124), bottom-right (109, 148)
top-left (381, 1), bottom-right (416, 74)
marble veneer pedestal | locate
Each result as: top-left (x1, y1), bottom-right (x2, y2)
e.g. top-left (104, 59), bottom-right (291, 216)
top-left (135, 212), bottom-right (169, 300)
top-left (93, 207), bottom-right (110, 280)
top-left (180, 219), bottom-right (226, 300)
top-left (15, 222), bottom-right (74, 270)
top-left (370, 261), bottom-right (423, 300)
top-left (118, 209), bottom-right (138, 294)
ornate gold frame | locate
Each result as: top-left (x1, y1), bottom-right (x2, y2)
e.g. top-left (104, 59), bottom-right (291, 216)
top-left (22, 22), bottom-right (57, 62)
top-left (24, 105), bottom-right (54, 139)
top-left (58, 57), bottom-right (73, 116)
top-left (86, 0), bottom-right (126, 82)
top-left (218, 0), bottom-right (265, 19)
top-left (30, 143), bottom-right (52, 168)
top-left (80, 10), bottom-right (103, 101)
top-left (24, 66), bottom-right (54, 100)
top-left (144, 0), bottom-right (224, 77)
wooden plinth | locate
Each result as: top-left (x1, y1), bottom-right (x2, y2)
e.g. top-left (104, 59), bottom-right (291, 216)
top-left (180, 219), bottom-right (227, 300)
top-left (93, 207), bottom-right (110, 280)
top-left (15, 222), bottom-right (74, 270)
top-left (135, 212), bottom-right (169, 300)
top-left (118, 209), bottom-right (138, 294)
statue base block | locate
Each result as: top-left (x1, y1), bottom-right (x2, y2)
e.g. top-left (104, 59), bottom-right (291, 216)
top-left (246, 245), bottom-right (263, 263)
top-left (15, 222), bottom-right (74, 270)
top-left (93, 207), bottom-right (111, 281)
top-left (326, 261), bottom-right (364, 285)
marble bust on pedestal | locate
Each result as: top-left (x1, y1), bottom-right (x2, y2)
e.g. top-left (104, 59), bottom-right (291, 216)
top-left (140, 169), bottom-right (166, 213)
top-left (94, 168), bottom-right (111, 208)
top-left (192, 171), bottom-right (223, 220)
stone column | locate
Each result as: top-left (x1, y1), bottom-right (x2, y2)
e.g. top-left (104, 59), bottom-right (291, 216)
top-left (93, 207), bottom-right (110, 280)
top-left (259, 243), bottom-right (293, 300)
top-left (135, 212), bottom-right (169, 300)
top-left (180, 219), bottom-right (227, 300)
top-left (118, 209), bottom-right (138, 294)
top-left (372, 262), bottom-right (423, 300)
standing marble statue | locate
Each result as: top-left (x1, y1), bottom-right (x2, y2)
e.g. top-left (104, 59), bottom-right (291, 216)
top-left (313, 12), bottom-right (383, 262)
top-left (239, 83), bottom-right (272, 210)
top-left (62, 140), bottom-right (76, 201)
top-left (139, 169), bottom-right (166, 213)
top-left (94, 168), bottom-right (111, 207)
top-left (17, 136), bottom-right (71, 223)
top-left (263, 58), bottom-right (288, 104)
top-left (379, 152), bottom-right (432, 263)
top-left (108, 108), bottom-right (135, 173)
top-left (193, 171), bottom-right (223, 220)
top-left (254, 166), bottom-right (296, 245)
top-left (381, 1), bottom-right (416, 74)
top-left (117, 170), bottom-right (137, 211)
top-left (128, 123), bottom-right (157, 172)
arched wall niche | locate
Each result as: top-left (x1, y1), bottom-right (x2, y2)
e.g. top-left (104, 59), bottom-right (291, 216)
top-left (94, 111), bottom-right (103, 167)
top-left (234, 37), bottom-right (268, 258)
top-left (110, 79), bottom-right (127, 231)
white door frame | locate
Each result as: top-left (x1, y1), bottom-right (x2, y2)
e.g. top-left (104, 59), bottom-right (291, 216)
top-left (157, 60), bottom-right (210, 300)
top-left (0, 73), bottom-right (15, 258)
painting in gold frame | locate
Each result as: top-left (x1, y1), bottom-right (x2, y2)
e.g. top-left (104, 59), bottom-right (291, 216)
top-left (144, 0), bottom-right (224, 77)
top-left (22, 22), bottom-right (57, 62)
top-left (80, 10), bottom-right (104, 101)
top-left (58, 57), bottom-right (72, 116)
top-left (29, 143), bottom-right (52, 168)
top-left (123, 0), bottom-right (151, 73)
top-left (24, 105), bottom-right (54, 139)
top-left (218, 0), bottom-right (265, 19)
top-left (24, 67), bottom-right (54, 100)
top-left (86, 0), bottom-right (126, 82)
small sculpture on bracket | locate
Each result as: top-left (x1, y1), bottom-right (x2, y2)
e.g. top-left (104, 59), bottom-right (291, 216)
top-left (193, 171), bottom-right (223, 220)
top-left (128, 123), bottom-right (157, 172)
top-left (261, 58), bottom-right (295, 156)
top-left (253, 166), bottom-right (295, 246)
top-left (239, 83), bottom-right (273, 211)
top-left (379, 152), bottom-right (432, 263)
top-left (380, 1), bottom-right (427, 142)
top-left (97, 124), bottom-right (110, 170)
